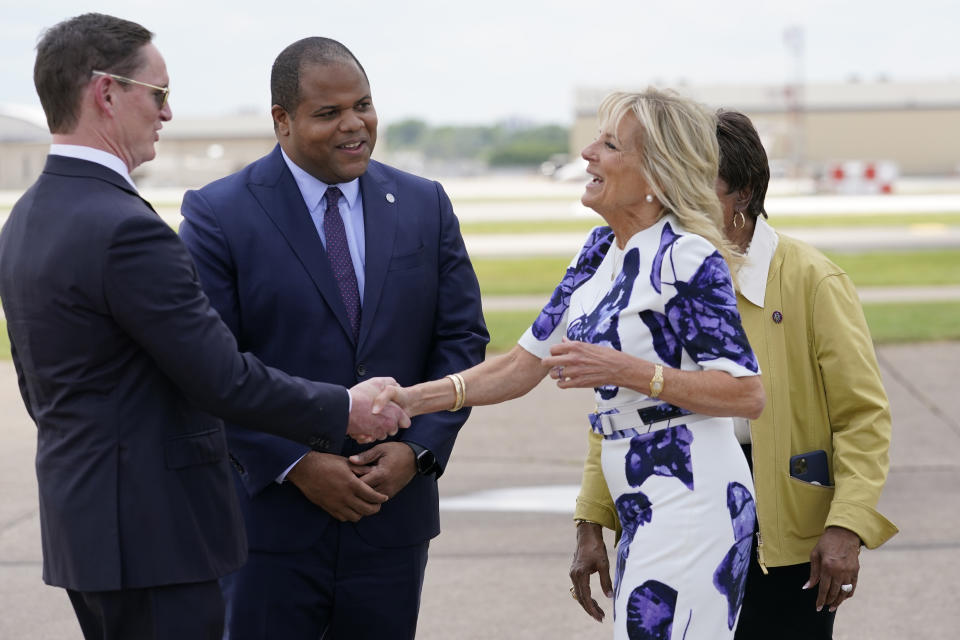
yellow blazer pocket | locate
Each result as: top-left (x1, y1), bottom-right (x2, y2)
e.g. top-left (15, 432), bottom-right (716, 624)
top-left (164, 428), bottom-right (228, 469)
top-left (782, 476), bottom-right (835, 539)
top-left (388, 246), bottom-right (425, 271)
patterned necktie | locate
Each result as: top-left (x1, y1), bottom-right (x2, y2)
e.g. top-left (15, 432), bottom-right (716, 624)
top-left (322, 187), bottom-right (361, 340)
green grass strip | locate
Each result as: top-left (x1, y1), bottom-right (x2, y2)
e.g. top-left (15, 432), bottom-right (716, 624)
top-left (481, 310), bottom-right (540, 353)
top-left (459, 213), bottom-right (960, 235)
top-left (474, 257), bottom-right (570, 295)
top-left (480, 301), bottom-right (960, 353)
top-left (473, 249), bottom-right (960, 296)
top-left (823, 249), bottom-right (960, 287)
top-left (861, 301), bottom-right (960, 343)
top-left (482, 301), bottom-right (960, 353)
top-left (0, 320), bottom-right (8, 360)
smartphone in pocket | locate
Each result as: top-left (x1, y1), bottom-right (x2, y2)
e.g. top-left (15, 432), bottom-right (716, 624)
top-left (789, 450), bottom-right (831, 486)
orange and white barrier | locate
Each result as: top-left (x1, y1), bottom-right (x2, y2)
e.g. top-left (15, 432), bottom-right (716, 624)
top-left (820, 161), bottom-right (898, 194)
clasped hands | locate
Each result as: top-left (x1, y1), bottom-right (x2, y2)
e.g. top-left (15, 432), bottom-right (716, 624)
top-left (288, 377), bottom-right (419, 524)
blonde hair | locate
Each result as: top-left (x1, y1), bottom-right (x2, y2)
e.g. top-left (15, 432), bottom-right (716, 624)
top-left (598, 88), bottom-right (744, 277)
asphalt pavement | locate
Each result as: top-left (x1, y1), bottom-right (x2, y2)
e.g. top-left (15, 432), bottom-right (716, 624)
top-left (0, 341), bottom-right (957, 639)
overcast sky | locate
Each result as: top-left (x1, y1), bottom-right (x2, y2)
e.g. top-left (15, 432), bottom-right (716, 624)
top-left (1, 0), bottom-right (957, 127)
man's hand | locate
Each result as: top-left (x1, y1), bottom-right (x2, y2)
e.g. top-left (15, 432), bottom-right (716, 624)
top-left (348, 377), bottom-right (410, 444)
top-left (569, 522), bottom-right (613, 622)
top-left (371, 383), bottom-right (413, 417)
top-left (286, 451), bottom-right (388, 522)
top-left (348, 442), bottom-right (417, 500)
top-left (805, 526), bottom-right (861, 612)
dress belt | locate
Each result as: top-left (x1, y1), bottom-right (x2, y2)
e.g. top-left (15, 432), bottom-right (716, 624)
top-left (591, 399), bottom-right (713, 436)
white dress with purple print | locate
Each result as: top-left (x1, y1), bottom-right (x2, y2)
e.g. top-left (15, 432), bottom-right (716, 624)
top-left (518, 215), bottom-right (759, 640)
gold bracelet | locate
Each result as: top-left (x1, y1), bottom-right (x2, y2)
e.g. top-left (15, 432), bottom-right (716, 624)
top-left (446, 373), bottom-right (465, 412)
top-left (454, 373), bottom-right (466, 411)
top-left (445, 374), bottom-right (461, 411)
top-left (649, 363), bottom-right (664, 398)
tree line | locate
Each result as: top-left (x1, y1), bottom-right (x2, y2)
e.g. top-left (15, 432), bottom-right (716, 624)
top-left (384, 119), bottom-right (569, 167)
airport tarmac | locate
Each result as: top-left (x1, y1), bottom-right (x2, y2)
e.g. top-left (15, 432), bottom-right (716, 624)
top-left (0, 341), bottom-right (957, 639)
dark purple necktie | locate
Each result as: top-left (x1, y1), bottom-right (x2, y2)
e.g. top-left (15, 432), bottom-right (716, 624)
top-left (322, 187), bottom-right (361, 340)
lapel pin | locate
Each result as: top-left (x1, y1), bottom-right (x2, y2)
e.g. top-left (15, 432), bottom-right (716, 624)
top-left (385, 193), bottom-right (395, 203)
top-left (772, 310), bottom-right (783, 324)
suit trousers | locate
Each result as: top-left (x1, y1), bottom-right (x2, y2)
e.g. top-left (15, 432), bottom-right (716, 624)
top-left (735, 444), bottom-right (836, 639)
top-left (734, 541), bottom-right (837, 639)
top-left (67, 580), bottom-right (223, 640)
top-left (222, 520), bottom-right (429, 640)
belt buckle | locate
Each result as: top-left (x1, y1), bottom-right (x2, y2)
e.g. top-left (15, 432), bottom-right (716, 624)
top-left (592, 405), bottom-right (615, 436)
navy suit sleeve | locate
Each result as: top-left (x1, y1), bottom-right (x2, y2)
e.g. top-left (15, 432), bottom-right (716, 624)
top-left (180, 189), bottom-right (313, 493)
top-left (103, 212), bottom-right (348, 451)
top-left (402, 182), bottom-right (488, 475)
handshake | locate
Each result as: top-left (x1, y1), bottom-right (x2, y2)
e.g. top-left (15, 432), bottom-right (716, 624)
top-left (346, 377), bottom-right (413, 444)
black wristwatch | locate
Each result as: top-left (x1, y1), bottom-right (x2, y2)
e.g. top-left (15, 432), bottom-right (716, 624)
top-left (404, 442), bottom-right (437, 476)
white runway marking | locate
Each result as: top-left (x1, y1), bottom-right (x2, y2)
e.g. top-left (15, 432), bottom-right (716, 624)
top-left (440, 485), bottom-right (580, 513)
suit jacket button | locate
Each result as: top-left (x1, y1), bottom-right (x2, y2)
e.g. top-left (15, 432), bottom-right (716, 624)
top-left (229, 454), bottom-right (245, 474)
top-left (356, 363), bottom-right (367, 377)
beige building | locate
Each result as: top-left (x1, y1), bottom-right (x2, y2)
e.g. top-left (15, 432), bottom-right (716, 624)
top-left (0, 107), bottom-right (50, 190)
top-left (133, 113), bottom-right (277, 189)
top-left (5, 81), bottom-right (960, 190)
top-left (0, 108), bottom-right (409, 191)
top-left (0, 107), bottom-right (279, 190)
top-left (571, 81), bottom-right (960, 176)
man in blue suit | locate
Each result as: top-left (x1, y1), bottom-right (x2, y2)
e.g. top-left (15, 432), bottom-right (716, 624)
top-left (0, 15), bottom-right (409, 640)
top-left (179, 37), bottom-right (488, 639)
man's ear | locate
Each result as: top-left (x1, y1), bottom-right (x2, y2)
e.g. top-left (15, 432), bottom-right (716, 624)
top-left (271, 105), bottom-right (290, 137)
top-left (90, 75), bottom-right (116, 114)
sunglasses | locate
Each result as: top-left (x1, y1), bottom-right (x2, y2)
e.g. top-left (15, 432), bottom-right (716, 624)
top-left (91, 70), bottom-right (170, 110)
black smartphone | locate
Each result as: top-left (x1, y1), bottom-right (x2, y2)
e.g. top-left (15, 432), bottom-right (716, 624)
top-left (789, 450), bottom-right (831, 486)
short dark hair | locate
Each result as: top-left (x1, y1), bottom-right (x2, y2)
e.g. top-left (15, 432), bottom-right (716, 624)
top-left (34, 13), bottom-right (153, 134)
top-left (271, 37), bottom-right (367, 116)
top-left (716, 109), bottom-right (769, 219)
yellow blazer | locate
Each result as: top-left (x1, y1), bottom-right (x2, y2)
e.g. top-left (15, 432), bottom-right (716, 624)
top-left (575, 232), bottom-right (898, 568)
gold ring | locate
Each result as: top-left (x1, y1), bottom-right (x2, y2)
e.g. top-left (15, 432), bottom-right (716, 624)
top-left (569, 586), bottom-right (578, 601)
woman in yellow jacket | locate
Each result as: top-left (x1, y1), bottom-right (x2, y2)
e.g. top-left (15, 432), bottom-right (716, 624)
top-left (568, 111), bottom-right (898, 639)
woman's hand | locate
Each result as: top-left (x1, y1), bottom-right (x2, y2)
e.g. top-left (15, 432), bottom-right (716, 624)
top-left (543, 338), bottom-right (639, 390)
top-left (371, 383), bottom-right (414, 418)
top-left (543, 338), bottom-right (764, 419)
top-left (569, 522), bottom-right (613, 622)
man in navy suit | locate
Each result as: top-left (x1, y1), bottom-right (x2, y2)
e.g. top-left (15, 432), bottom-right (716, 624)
top-left (179, 37), bottom-right (488, 639)
top-left (0, 15), bottom-right (409, 640)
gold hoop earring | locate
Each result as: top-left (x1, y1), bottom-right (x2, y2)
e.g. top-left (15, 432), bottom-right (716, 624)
top-left (733, 210), bottom-right (746, 230)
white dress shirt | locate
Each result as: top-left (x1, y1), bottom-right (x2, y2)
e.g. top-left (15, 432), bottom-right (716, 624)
top-left (276, 149), bottom-right (367, 482)
top-left (281, 149), bottom-right (366, 299)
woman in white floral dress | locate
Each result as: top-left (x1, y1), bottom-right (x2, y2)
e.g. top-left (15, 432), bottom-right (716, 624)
top-left (373, 89), bottom-right (764, 640)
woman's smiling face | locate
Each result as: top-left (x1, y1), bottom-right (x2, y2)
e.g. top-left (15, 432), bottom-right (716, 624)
top-left (580, 112), bottom-right (651, 217)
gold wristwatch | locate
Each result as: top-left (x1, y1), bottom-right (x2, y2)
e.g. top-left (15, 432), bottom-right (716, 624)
top-left (649, 363), bottom-right (664, 398)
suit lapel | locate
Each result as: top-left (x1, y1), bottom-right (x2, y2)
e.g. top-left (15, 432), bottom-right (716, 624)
top-left (248, 147), bottom-right (357, 343)
top-left (358, 162), bottom-right (398, 348)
